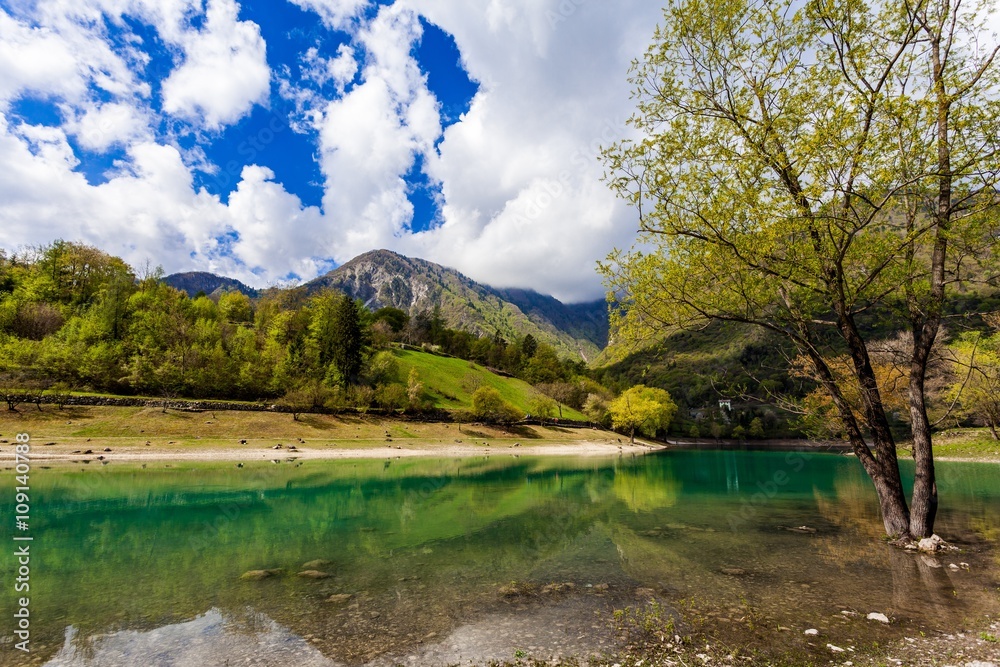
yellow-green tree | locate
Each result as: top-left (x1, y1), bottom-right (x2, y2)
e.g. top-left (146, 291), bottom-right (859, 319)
top-left (470, 386), bottom-right (522, 424)
top-left (609, 385), bottom-right (677, 443)
top-left (601, 0), bottom-right (1000, 539)
top-left (949, 315), bottom-right (1000, 440)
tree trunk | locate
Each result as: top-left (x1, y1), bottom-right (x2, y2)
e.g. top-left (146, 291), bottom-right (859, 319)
top-left (905, 22), bottom-right (950, 540)
top-left (845, 427), bottom-right (911, 538)
top-left (989, 420), bottom-right (999, 441)
top-left (838, 314), bottom-right (914, 538)
top-left (909, 331), bottom-right (939, 538)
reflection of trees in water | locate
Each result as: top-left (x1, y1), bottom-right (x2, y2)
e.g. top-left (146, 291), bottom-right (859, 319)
top-left (21, 455), bottom-right (1000, 665)
top-left (613, 460), bottom-right (681, 513)
top-left (884, 548), bottom-right (962, 619)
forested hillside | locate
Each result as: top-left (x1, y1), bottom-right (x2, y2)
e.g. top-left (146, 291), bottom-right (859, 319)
top-left (0, 242), bottom-right (607, 424)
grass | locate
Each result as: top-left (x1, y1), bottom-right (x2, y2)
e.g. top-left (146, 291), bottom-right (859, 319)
top-left (393, 349), bottom-right (588, 420)
top-left (900, 428), bottom-right (1000, 461)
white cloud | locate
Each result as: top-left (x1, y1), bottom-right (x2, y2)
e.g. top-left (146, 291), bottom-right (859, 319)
top-left (310, 3), bottom-right (441, 254)
top-left (66, 101), bottom-right (151, 151)
top-left (161, 0), bottom-right (271, 130)
top-left (302, 44), bottom-right (358, 94)
top-left (0, 11), bottom-right (85, 106)
top-left (287, 0), bottom-right (369, 31)
top-left (0, 0), bottom-right (663, 302)
top-left (391, 0), bottom-right (660, 301)
top-left (272, 0), bottom-right (660, 301)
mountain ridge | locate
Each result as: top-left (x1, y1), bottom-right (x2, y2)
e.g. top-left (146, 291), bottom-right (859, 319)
top-left (162, 272), bottom-right (259, 299)
top-left (163, 250), bottom-right (608, 361)
top-left (302, 249), bottom-right (608, 360)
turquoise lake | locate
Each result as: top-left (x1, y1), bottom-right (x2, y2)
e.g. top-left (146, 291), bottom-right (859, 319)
top-left (1, 450), bottom-right (999, 666)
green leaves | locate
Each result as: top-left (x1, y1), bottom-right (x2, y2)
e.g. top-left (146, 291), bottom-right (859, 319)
top-left (609, 385), bottom-right (678, 439)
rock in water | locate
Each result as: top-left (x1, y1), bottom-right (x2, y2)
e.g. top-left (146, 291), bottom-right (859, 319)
top-left (240, 569), bottom-right (282, 581)
top-left (302, 559), bottom-right (332, 570)
top-left (297, 570), bottom-right (330, 579)
top-left (867, 612), bottom-right (890, 624)
top-left (918, 534), bottom-right (944, 552)
top-left (325, 593), bottom-right (353, 604)
top-left (804, 629), bottom-right (819, 636)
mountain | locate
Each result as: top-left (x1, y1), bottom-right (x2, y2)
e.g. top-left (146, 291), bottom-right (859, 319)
top-left (303, 250), bottom-right (608, 360)
top-left (162, 272), bottom-right (259, 299)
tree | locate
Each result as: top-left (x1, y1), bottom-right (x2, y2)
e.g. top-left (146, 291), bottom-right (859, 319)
top-left (219, 291), bottom-right (253, 324)
top-left (373, 306), bottom-right (409, 333)
top-left (609, 385), bottom-right (677, 443)
top-left (309, 292), bottom-right (367, 385)
top-left (375, 383), bottom-right (408, 411)
top-left (583, 393), bottom-right (610, 426)
top-left (277, 380), bottom-right (332, 421)
top-left (748, 418), bottom-right (765, 439)
top-left (520, 334), bottom-right (538, 359)
top-left (949, 314), bottom-right (1000, 439)
top-left (601, 0), bottom-right (1000, 539)
top-left (406, 367), bottom-right (427, 411)
top-left (470, 386), bottom-right (522, 424)
top-left (530, 394), bottom-right (558, 421)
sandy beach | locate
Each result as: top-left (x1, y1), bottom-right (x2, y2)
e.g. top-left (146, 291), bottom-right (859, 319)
top-left (2, 439), bottom-right (661, 463)
top-left (0, 404), bottom-right (664, 464)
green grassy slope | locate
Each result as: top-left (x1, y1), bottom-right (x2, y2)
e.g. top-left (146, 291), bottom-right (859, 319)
top-left (393, 348), bottom-right (588, 420)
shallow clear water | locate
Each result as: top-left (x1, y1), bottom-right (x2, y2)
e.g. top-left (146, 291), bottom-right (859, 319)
top-left (1, 450), bottom-right (999, 666)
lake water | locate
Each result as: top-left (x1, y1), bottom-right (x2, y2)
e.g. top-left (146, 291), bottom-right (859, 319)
top-left (1, 450), bottom-right (999, 666)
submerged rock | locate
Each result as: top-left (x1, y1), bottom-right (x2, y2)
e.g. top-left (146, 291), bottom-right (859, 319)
top-left (804, 628), bottom-right (819, 636)
top-left (867, 612), bottom-right (890, 624)
top-left (326, 593), bottom-right (353, 604)
top-left (240, 569), bottom-right (282, 581)
top-left (302, 559), bottom-right (331, 570)
top-left (541, 582), bottom-right (575, 594)
top-left (297, 570), bottom-right (331, 579)
top-left (782, 525), bottom-right (818, 534)
top-left (720, 567), bottom-right (747, 576)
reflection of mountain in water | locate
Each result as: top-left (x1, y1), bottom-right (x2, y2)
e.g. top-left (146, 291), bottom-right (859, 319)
top-left (7, 452), bottom-right (1000, 666)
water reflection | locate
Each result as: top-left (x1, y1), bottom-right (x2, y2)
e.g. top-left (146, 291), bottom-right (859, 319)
top-left (0, 451), bottom-right (996, 666)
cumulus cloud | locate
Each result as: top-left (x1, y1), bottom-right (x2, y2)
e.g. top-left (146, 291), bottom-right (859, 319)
top-left (0, 0), bottom-right (667, 301)
top-left (160, 0), bottom-right (271, 130)
top-left (302, 44), bottom-right (358, 94)
top-left (381, 0), bottom-right (662, 302)
top-left (66, 102), bottom-right (152, 151)
top-left (310, 3), bottom-right (441, 253)
top-left (287, 0), bottom-right (369, 31)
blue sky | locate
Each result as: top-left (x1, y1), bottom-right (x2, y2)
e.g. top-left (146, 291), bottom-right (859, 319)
top-left (0, 0), bottom-right (667, 302)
